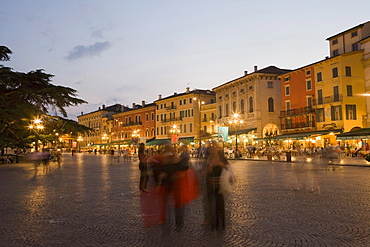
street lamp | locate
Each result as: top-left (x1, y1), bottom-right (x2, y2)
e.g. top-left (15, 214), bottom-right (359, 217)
top-left (77, 136), bottom-right (83, 152)
top-left (229, 113), bottom-right (244, 158)
top-left (170, 124), bottom-right (180, 144)
top-left (193, 96), bottom-right (205, 155)
top-left (28, 118), bottom-right (44, 152)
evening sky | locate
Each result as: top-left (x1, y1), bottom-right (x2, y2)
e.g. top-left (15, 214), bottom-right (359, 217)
top-left (1, 0), bottom-right (370, 119)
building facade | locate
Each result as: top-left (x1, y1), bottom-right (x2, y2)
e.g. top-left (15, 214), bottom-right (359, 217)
top-left (154, 87), bottom-right (216, 145)
top-left (77, 104), bottom-right (126, 149)
top-left (111, 101), bottom-right (156, 146)
top-left (213, 66), bottom-right (291, 149)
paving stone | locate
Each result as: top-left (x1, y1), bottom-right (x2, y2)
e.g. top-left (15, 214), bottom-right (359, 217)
top-left (0, 154), bottom-right (369, 246)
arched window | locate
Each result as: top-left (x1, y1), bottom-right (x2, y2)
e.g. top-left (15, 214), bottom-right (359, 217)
top-left (249, 97), bottom-right (254, 113)
top-left (232, 101), bottom-right (236, 113)
top-left (240, 99), bottom-right (245, 114)
top-left (225, 103), bottom-right (229, 117)
top-left (268, 97), bottom-right (274, 112)
top-left (219, 106), bottom-right (222, 118)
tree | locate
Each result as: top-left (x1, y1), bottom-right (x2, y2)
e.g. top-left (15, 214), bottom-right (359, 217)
top-left (0, 46), bottom-right (12, 61)
top-left (0, 46), bottom-right (89, 150)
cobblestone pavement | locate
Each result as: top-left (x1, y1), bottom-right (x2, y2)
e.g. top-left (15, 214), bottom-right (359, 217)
top-left (1, 154), bottom-right (370, 246)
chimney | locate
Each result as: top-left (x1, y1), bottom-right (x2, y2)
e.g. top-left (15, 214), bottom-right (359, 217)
top-left (244, 71), bottom-right (248, 75)
top-left (158, 94), bottom-right (162, 100)
top-left (325, 56), bottom-right (329, 59)
top-left (186, 87), bottom-right (190, 93)
top-left (254, 66), bottom-right (258, 72)
top-left (174, 92), bottom-right (177, 95)
top-left (98, 107), bottom-right (101, 110)
top-left (81, 111), bottom-right (83, 115)
top-left (132, 103), bottom-right (136, 109)
top-left (142, 100), bottom-right (145, 107)
top-left (102, 104), bottom-right (105, 109)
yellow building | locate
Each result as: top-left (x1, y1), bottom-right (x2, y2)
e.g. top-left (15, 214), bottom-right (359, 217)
top-left (360, 33), bottom-right (370, 127)
top-left (213, 66), bottom-right (291, 149)
top-left (326, 21), bottom-right (370, 58)
top-left (200, 102), bottom-right (218, 141)
top-left (313, 51), bottom-right (366, 145)
top-left (77, 104), bottom-right (125, 149)
top-left (154, 87), bottom-right (216, 146)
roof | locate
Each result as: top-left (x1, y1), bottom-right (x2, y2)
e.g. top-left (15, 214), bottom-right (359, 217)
top-left (154, 89), bottom-right (215, 102)
top-left (326, 21), bottom-right (370, 40)
top-left (212, 66), bottom-right (292, 90)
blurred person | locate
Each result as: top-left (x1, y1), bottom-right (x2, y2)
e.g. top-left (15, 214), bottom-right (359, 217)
top-left (56, 150), bottom-right (62, 166)
top-left (138, 143), bottom-right (149, 193)
top-left (123, 148), bottom-right (130, 162)
top-left (204, 141), bottom-right (235, 230)
top-left (157, 144), bottom-right (199, 228)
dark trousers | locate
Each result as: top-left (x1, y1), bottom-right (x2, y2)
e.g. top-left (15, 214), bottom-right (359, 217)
top-left (206, 185), bottom-right (225, 229)
top-left (139, 169), bottom-right (148, 190)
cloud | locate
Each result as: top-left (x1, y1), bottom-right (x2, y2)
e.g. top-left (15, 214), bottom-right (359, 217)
top-left (91, 29), bottom-right (104, 39)
top-left (65, 41), bottom-right (112, 61)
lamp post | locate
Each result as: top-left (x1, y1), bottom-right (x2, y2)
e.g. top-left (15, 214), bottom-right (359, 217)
top-left (132, 129), bottom-right (140, 153)
top-left (229, 113), bottom-right (244, 158)
top-left (170, 124), bottom-right (180, 144)
top-left (193, 96), bottom-right (205, 156)
top-left (77, 136), bottom-right (83, 153)
top-left (28, 118), bottom-right (44, 152)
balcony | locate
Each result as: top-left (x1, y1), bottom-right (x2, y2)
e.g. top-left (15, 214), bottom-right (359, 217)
top-left (162, 117), bottom-right (183, 123)
top-left (280, 106), bottom-right (315, 117)
top-left (166, 105), bottom-right (177, 111)
top-left (202, 117), bottom-right (217, 122)
top-left (281, 121), bottom-right (315, 130)
top-left (316, 94), bottom-right (343, 105)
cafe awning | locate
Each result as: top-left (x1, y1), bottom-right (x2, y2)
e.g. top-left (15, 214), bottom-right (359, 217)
top-left (229, 128), bottom-right (257, 136)
top-left (336, 128), bottom-right (370, 140)
top-left (270, 129), bottom-right (342, 141)
top-left (146, 138), bottom-right (171, 146)
top-left (110, 140), bottom-right (132, 145)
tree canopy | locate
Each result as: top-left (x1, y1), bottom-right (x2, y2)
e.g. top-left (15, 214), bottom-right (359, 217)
top-left (0, 45), bottom-right (90, 150)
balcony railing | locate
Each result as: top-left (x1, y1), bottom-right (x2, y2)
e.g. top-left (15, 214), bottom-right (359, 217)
top-left (280, 121), bottom-right (315, 130)
top-left (166, 106), bottom-right (177, 110)
top-left (162, 117), bottom-right (183, 123)
top-left (202, 117), bottom-right (217, 122)
top-left (316, 94), bottom-right (343, 105)
top-left (280, 106), bottom-right (315, 117)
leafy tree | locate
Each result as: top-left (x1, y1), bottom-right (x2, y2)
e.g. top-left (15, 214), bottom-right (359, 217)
top-left (0, 46), bottom-right (90, 151)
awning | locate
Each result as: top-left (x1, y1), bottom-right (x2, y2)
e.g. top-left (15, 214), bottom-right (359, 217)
top-left (110, 140), bottom-right (132, 145)
top-left (336, 128), bottom-right (370, 140)
top-left (179, 137), bottom-right (194, 143)
top-left (146, 138), bottom-right (171, 146)
top-left (229, 128), bottom-right (257, 136)
top-left (270, 129), bottom-right (342, 141)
